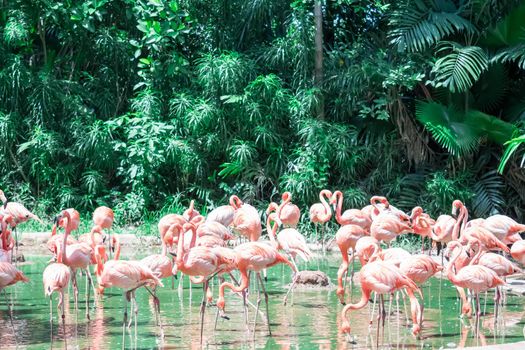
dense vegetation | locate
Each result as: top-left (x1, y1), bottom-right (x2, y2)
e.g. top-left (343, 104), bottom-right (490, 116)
top-left (1, 0), bottom-right (524, 228)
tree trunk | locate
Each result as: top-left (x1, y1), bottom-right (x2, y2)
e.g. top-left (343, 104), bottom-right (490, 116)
top-left (314, 1), bottom-right (324, 119)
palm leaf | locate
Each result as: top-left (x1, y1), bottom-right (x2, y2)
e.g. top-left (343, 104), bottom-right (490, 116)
top-left (498, 133), bottom-right (525, 173)
top-left (415, 101), bottom-right (479, 155)
top-left (492, 43), bottom-right (525, 69)
top-left (431, 43), bottom-right (489, 93)
top-left (471, 170), bottom-right (505, 217)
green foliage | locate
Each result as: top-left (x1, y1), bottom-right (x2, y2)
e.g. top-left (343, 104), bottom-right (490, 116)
top-left (0, 0), bottom-right (524, 228)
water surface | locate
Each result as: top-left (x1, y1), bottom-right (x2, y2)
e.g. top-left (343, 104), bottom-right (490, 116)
top-left (2, 252), bottom-right (525, 349)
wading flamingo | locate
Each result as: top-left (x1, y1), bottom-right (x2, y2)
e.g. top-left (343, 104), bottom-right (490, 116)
top-left (411, 207), bottom-right (435, 253)
top-left (309, 189), bottom-right (333, 245)
top-left (370, 212), bottom-right (412, 247)
top-left (340, 260), bottom-right (422, 342)
top-left (334, 224), bottom-right (367, 304)
top-left (0, 261), bottom-right (29, 334)
top-left (276, 192), bottom-right (301, 228)
top-left (480, 214), bottom-right (525, 244)
top-left (216, 241), bottom-right (297, 335)
top-left (330, 191), bottom-right (371, 231)
top-left (231, 195), bottom-right (262, 242)
top-left (95, 242), bottom-right (163, 330)
top-left (446, 241), bottom-right (505, 327)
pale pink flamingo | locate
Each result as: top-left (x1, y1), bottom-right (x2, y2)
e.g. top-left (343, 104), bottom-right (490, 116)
top-left (370, 212), bottom-right (412, 246)
top-left (197, 221), bottom-right (234, 241)
top-left (51, 210), bottom-right (95, 317)
top-left (511, 240), bottom-right (525, 265)
top-left (231, 195), bottom-right (262, 242)
top-left (480, 214), bottom-right (525, 244)
top-left (309, 189), bottom-right (333, 245)
top-left (334, 224), bottom-right (367, 304)
top-left (183, 200), bottom-right (200, 222)
top-left (354, 236), bottom-right (381, 266)
top-left (43, 232), bottom-right (71, 325)
top-left (446, 241), bottom-right (505, 326)
top-left (0, 260), bottom-right (29, 333)
top-left (266, 213), bottom-right (312, 269)
top-left (340, 260), bottom-right (422, 341)
top-left (216, 240), bottom-right (297, 335)
top-left (205, 198), bottom-right (237, 227)
top-left (330, 191), bottom-right (371, 231)
top-left (411, 206), bottom-right (435, 253)
top-left (377, 247), bottom-right (412, 268)
top-left (95, 241), bottom-right (163, 329)
top-left (399, 254), bottom-right (443, 285)
top-left (276, 192), bottom-right (301, 227)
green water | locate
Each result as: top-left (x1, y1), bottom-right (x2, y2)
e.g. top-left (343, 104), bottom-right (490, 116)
top-left (1, 252), bottom-right (525, 349)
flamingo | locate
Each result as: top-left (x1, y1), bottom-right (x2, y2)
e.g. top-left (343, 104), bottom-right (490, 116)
top-left (53, 208), bottom-right (80, 234)
top-left (330, 191), bottom-right (371, 231)
top-left (216, 240), bottom-right (297, 335)
top-left (378, 247), bottom-right (412, 268)
top-left (431, 200), bottom-right (466, 261)
top-left (334, 224), bottom-right (367, 304)
top-left (266, 213), bottom-right (312, 269)
top-left (277, 192), bottom-right (301, 227)
top-left (309, 189), bottom-right (333, 245)
top-left (511, 240), bottom-right (525, 265)
top-left (399, 254), bottom-right (443, 285)
top-left (479, 214), bottom-right (525, 244)
top-left (0, 261), bottom-right (29, 334)
top-left (1, 215), bottom-right (16, 262)
top-left (94, 241), bottom-right (163, 329)
top-left (231, 195), bottom-right (262, 242)
top-left (446, 241), bottom-right (505, 326)
top-left (51, 210), bottom-right (95, 317)
top-left (171, 222), bottom-right (233, 343)
top-left (42, 232), bottom-right (72, 325)
top-left (410, 206), bottom-right (435, 253)
top-left (340, 260), bottom-right (422, 341)
top-left (370, 212), bottom-right (412, 247)
top-left (183, 200), bottom-right (200, 222)
top-left (354, 236), bottom-right (381, 266)
top-left (205, 197), bottom-right (237, 227)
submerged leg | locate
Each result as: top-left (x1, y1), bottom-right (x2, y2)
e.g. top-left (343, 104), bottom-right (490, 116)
top-left (200, 281), bottom-right (208, 345)
top-left (252, 274), bottom-right (261, 337)
top-left (4, 290), bottom-right (18, 346)
top-left (258, 272), bottom-right (272, 336)
top-left (283, 273), bottom-right (298, 306)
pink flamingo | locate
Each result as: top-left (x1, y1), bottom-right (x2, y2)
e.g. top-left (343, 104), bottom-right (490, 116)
top-left (95, 240), bottom-right (163, 329)
top-left (334, 224), bottom-right (367, 304)
top-left (370, 212), bottom-right (412, 247)
top-left (399, 254), bottom-right (443, 285)
top-left (411, 206), bottom-right (435, 253)
top-left (42, 232), bottom-right (72, 325)
top-left (309, 189), bottom-right (333, 245)
top-left (330, 191), bottom-right (371, 231)
top-left (511, 240), bottom-right (525, 265)
top-left (1, 214), bottom-right (16, 262)
top-left (0, 260), bottom-right (29, 333)
top-left (183, 200), bottom-right (200, 222)
top-left (446, 241), bottom-right (505, 326)
top-left (52, 210), bottom-right (95, 317)
top-left (266, 213), bottom-right (312, 269)
top-left (231, 195), bottom-right (262, 242)
top-left (216, 241), bottom-right (297, 335)
top-left (340, 260), bottom-right (422, 342)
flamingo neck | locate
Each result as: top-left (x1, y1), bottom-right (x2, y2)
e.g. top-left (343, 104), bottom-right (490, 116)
top-left (61, 211), bottom-right (71, 264)
top-left (266, 215), bottom-right (278, 246)
top-left (335, 192), bottom-right (344, 224)
top-left (446, 243), bottom-right (463, 285)
top-left (460, 205), bottom-right (469, 232)
top-left (452, 208), bottom-right (465, 241)
top-left (176, 226), bottom-right (185, 268)
top-left (319, 191), bottom-right (331, 221)
top-left (277, 194), bottom-right (291, 217)
top-left (113, 235), bottom-right (121, 260)
top-left (341, 287), bottom-right (371, 326)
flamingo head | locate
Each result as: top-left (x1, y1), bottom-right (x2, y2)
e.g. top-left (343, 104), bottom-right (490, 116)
top-left (451, 200), bottom-right (464, 216)
top-left (410, 207), bottom-right (423, 220)
top-left (341, 320), bottom-right (351, 334)
top-left (281, 192), bottom-right (292, 202)
top-left (411, 324), bottom-right (421, 336)
top-left (329, 191), bottom-right (342, 205)
top-left (266, 202), bottom-right (278, 215)
top-left (336, 287), bottom-right (345, 304)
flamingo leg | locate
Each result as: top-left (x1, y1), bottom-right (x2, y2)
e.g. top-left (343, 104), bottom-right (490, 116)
top-left (72, 270), bottom-right (79, 312)
top-left (258, 272), bottom-right (272, 336)
top-left (3, 289), bottom-right (18, 346)
top-left (370, 292), bottom-right (377, 325)
top-left (252, 274), bottom-right (261, 337)
top-left (200, 280), bottom-right (208, 345)
top-left (283, 273), bottom-right (298, 305)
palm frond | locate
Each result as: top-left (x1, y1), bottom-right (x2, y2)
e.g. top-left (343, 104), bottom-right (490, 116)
top-left (431, 43), bottom-right (489, 93)
top-left (498, 133), bottom-right (525, 173)
top-left (492, 43), bottom-right (525, 69)
top-left (471, 170), bottom-right (505, 217)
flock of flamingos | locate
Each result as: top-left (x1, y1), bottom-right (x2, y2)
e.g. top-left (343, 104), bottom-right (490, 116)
top-left (1, 188), bottom-right (525, 345)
